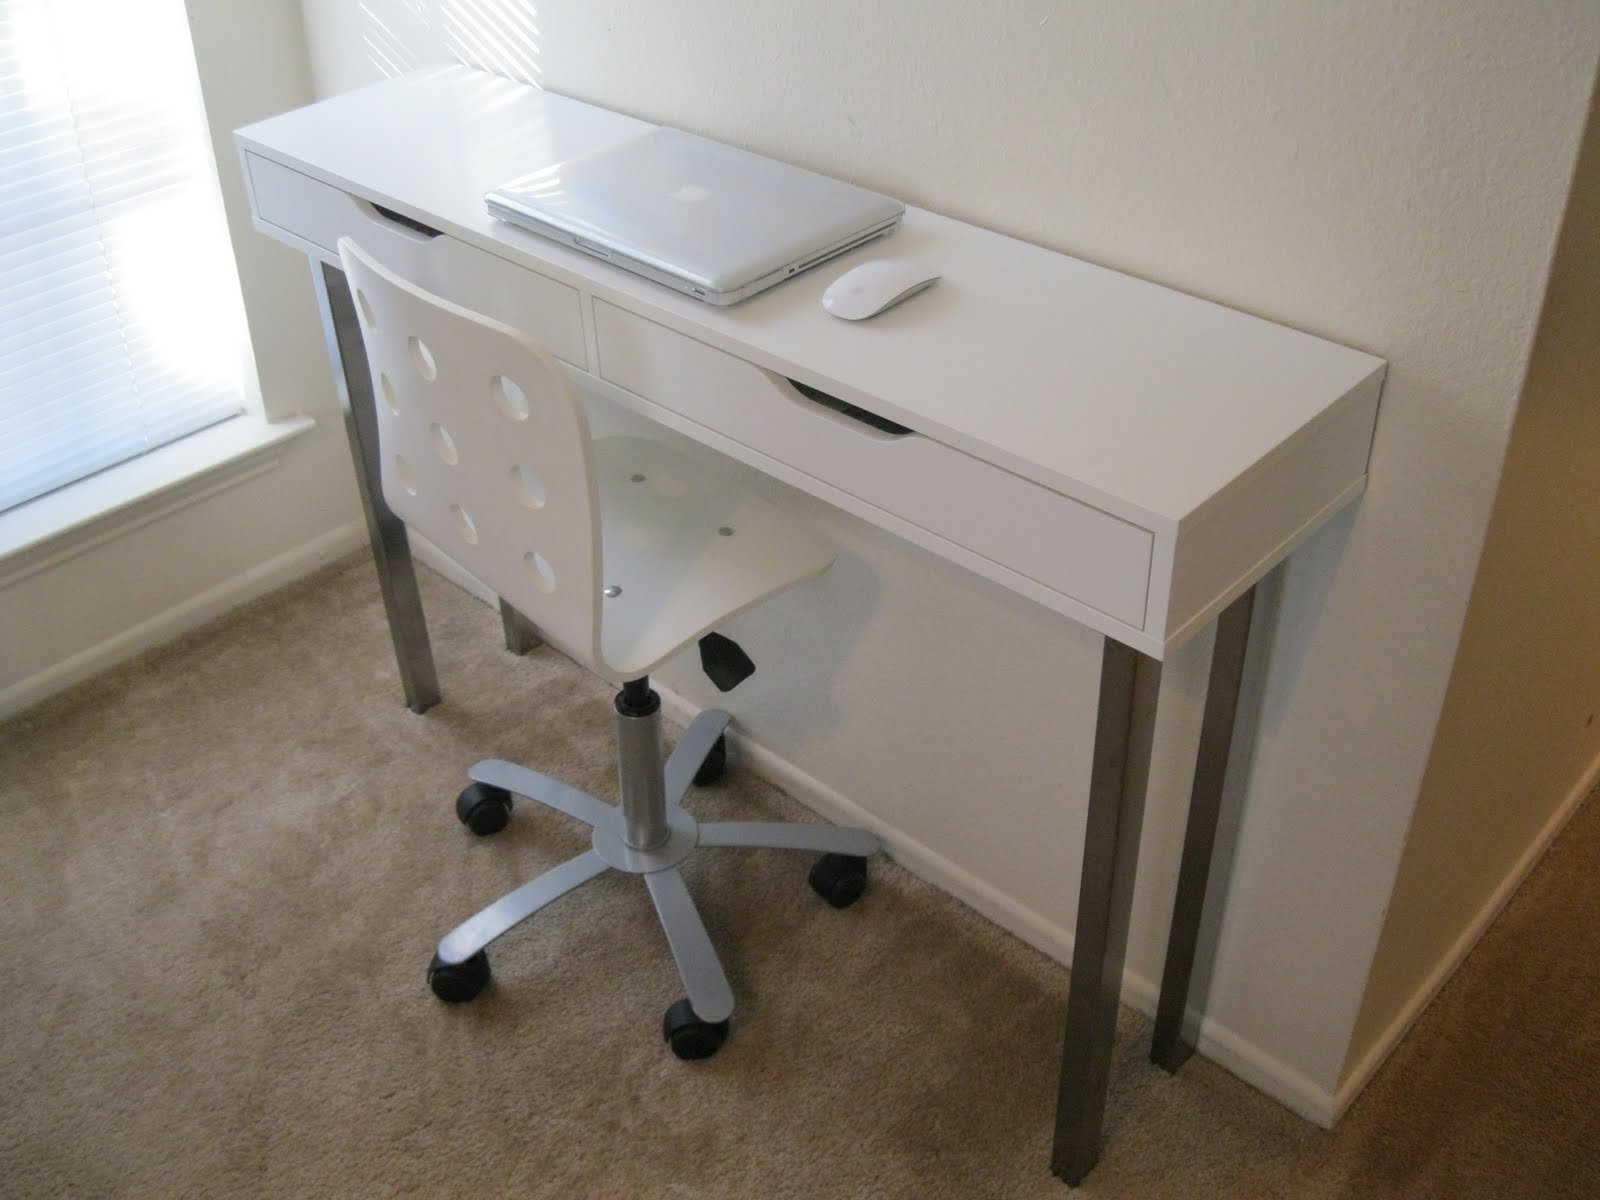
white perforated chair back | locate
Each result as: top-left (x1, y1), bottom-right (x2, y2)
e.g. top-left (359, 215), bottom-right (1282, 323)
top-left (339, 238), bottom-right (838, 685)
top-left (339, 238), bottom-right (603, 667)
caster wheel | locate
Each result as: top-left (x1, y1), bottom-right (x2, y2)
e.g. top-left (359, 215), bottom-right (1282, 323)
top-left (456, 782), bottom-right (512, 836)
top-left (692, 735), bottom-right (727, 787)
top-left (662, 998), bottom-right (729, 1060)
top-left (809, 853), bottom-right (868, 909)
top-left (428, 950), bottom-right (490, 1002)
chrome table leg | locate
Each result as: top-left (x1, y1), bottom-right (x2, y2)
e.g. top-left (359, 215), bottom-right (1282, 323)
top-left (313, 260), bottom-right (440, 714)
top-left (1052, 638), bottom-right (1161, 1186)
top-left (1151, 586), bottom-right (1257, 1071)
top-left (499, 599), bottom-right (540, 655)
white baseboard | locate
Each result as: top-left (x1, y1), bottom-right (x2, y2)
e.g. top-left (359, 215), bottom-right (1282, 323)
top-left (654, 683), bottom-right (1082, 962)
top-left (411, 533), bottom-right (495, 605)
top-left (0, 520), bottom-right (367, 722)
top-left (650, 677), bottom-right (1341, 1126)
top-left (1331, 745), bottom-right (1600, 1122)
top-left (1183, 1010), bottom-right (1339, 1127)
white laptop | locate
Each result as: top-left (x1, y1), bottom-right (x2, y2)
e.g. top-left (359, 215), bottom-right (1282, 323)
top-left (486, 128), bottom-right (904, 306)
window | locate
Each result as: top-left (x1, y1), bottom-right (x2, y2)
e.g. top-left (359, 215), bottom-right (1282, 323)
top-left (1, 0), bottom-right (247, 515)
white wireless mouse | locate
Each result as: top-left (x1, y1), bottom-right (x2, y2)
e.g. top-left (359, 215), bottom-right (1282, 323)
top-left (821, 259), bottom-right (942, 320)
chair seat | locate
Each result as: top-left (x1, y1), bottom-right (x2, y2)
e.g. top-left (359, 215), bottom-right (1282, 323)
top-left (592, 436), bottom-right (835, 681)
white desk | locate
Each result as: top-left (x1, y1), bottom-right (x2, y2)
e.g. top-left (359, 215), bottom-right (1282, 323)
top-left (236, 65), bottom-right (1384, 1185)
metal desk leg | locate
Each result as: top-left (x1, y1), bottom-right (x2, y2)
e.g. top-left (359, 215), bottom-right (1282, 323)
top-left (1151, 587), bottom-right (1257, 1071)
top-left (1052, 639), bottom-right (1162, 1186)
top-left (313, 260), bottom-right (441, 714)
top-left (499, 600), bottom-right (541, 655)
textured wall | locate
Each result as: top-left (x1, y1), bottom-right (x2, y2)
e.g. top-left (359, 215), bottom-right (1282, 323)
top-left (1348, 87), bottom-right (1600, 1088)
top-left (294, 0), bottom-right (1600, 1115)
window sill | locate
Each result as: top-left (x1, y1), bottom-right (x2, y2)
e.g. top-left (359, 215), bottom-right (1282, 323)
top-left (0, 414), bottom-right (316, 589)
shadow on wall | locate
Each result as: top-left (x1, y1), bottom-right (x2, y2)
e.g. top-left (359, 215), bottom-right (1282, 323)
top-left (361, 0), bottom-right (541, 86)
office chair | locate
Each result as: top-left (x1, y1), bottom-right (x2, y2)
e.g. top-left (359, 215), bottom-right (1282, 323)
top-left (337, 238), bottom-right (879, 1059)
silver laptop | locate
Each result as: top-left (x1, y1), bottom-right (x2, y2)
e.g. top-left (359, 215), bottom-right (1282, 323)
top-left (486, 128), bottom-right (904, 305)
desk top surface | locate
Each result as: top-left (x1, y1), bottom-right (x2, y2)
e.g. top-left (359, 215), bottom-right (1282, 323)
top-left (239, 67), bottom-right (1383, 532)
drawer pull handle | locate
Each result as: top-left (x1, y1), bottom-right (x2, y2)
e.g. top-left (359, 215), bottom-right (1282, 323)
top-left (363, 200), bottom-right (443, 239)
top-left (785, 378), bottom-right (913, 437)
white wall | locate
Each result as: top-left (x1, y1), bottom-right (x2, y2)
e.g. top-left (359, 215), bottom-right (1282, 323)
top-left (0, 0), bottom-right (364, 713)
top-left (287, 0), bottom-right (1600, 1121)
top-left (1346, 87), bottom-right (1600, 1094)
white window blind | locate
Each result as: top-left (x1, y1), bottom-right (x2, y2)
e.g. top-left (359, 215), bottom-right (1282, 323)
top-left (1, 0), bottom-right (246, 514)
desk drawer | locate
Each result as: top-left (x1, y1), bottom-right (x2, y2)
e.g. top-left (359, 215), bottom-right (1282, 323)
top-left (593, 301), bottom-right (1152, 627)
top-left (243, 152), bottom-right (586, 368)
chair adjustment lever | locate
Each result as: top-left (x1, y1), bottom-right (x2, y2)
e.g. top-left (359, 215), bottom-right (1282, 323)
top-left (698, 633), bottom-right (755, 693)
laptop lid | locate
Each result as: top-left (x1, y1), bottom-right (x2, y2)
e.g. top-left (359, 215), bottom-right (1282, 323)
top-left (486, 128), bottom-right (904, 305)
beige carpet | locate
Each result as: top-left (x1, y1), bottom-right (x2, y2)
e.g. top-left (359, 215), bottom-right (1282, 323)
top-left (3, 553), bottom-right (1598, 1198)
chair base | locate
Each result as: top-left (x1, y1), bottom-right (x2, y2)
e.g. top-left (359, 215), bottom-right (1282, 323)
top-left (431, 698), bottom-right (879, 1049)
